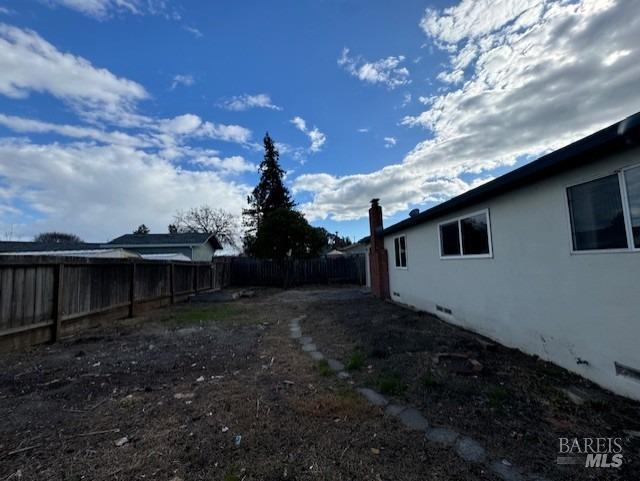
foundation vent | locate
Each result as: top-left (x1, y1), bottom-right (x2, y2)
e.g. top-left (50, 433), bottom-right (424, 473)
top-left (436, 305), bottom-right (453, 315)
top-left (615, 362), bottom-right (640, 383)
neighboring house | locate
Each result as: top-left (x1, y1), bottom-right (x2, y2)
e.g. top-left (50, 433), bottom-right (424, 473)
top-left (0, 242), bottom-right (138, 259)
top-left (105, 233), bottom-right (222, 262)
top-left (326, 249), bottom-right (345, 257)
top-left (364, 112), bottom-right (640, 400)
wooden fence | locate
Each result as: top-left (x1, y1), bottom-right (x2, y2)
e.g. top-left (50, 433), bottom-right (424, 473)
top-left (0, 256), bottom-right (231, 351)
top-left (229, 255), bottom-right (366, 287)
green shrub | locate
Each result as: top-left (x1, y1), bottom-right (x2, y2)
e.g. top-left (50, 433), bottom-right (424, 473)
top-left (346, 351), bottom-right (366, 371)
top-left (317, 359), bottom-right (332, 377)
top-left (375, 374), bottom-right (408, 396)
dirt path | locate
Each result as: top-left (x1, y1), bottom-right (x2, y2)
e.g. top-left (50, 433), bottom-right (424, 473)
top-left (1, 287), bottom-right (496, 481)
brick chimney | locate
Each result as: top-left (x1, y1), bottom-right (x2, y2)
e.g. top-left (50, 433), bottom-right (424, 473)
top-left (368, 198), bottom-right (390, 299)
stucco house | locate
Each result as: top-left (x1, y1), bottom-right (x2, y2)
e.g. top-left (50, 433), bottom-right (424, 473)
top-left (364, 112), bottom-right (640, 400)
top-left (105, 233), bottom-right (222, 261)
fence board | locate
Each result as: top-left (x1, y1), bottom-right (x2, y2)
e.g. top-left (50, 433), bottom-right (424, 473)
top-left (0, 254), bottom-right (365, 351)
top-left (230, 255), bottom-right (365, 287)
top-left (0, 257), bottom-right (227, 350)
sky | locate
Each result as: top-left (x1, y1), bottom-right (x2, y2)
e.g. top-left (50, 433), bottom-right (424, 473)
top-left (0, 0), bottom-right (639, 244)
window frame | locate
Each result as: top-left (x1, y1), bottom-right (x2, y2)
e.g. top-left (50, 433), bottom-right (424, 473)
top-left (437, 208), bottom-right (493, 260)
top-left (393, 234), bottom-right (408, 269)
top-left (565, 163), bottom-right (640, 255)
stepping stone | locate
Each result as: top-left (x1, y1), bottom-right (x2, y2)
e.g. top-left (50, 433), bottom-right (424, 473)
top-left (357, 388), bottom-right (388, 407)
top-left (337, 371), bottom-right (350, 380)
top-left (385, 404), bottom-right (406, 416)
top-left (425, 427), bottom-right (459, 446)
top-left (290, 330), bottom-right (302, 339)
top-left (455, 436), bottom-right (486, 463)
top-left (302, 343), bottom-right (317, 352)
top-left (298, 336), bottom-right (313, 345)
top-left (490, 461), bottom-right (524, 481)
top-left (327, 359), bottom-right (344, 371)
top-left (397, 407), bottom-right (429, 431)
top-left (309, 351), bottom-right (324, 361)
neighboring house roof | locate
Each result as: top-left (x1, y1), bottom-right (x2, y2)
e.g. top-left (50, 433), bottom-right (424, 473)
top-left (0, 241), bottom-right (103, 253)
top-left (340, 243), bottom-right (367, 252)
top-left (326, 249), bottom-right (346, 256)
top-left (140, 253), bottom-right (192, 262)
top-left (361, 112), bottom-right (640, 241)
top-left (106, 233), bottom-right (222, 250)
top-left (0, 248), bottom-right (139, 259)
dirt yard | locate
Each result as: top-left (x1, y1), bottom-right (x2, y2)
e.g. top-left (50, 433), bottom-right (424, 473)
top-left (0, 287), bottom-right (638, 481)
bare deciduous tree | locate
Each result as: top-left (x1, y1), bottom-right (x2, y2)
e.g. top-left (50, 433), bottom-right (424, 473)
top-left (34, 231), bottom-right (83, 243)
top-left (173, 206), bottom-right (240, 249)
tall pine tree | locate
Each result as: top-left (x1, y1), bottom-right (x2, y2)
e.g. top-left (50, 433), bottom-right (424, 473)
top-left (243, 133), bottom-right (326, 258)
top-left (243, 133), bottom-right (294, 231)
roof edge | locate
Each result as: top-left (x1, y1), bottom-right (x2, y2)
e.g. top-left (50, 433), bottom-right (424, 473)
top-left (369, 112), bottom-right (640, 240)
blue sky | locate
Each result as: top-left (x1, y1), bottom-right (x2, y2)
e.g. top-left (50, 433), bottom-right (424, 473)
top-left (1, 0), bottom-right (639, 244)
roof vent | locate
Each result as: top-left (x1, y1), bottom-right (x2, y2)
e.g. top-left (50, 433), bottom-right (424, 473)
top-left (409, 208), bottom-right (420, 218)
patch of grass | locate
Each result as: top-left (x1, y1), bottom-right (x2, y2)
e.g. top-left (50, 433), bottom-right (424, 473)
top-left (587, 399), bottom-right (608, 413)
top-left (488, 385), bottom-right (509, 409)
top-left (345, 351), bottom-right (366, 371)
top-left (223, 470), bottom-right (240, 481)
top-left (317, 359), bottom-right (332, 377)
top-left (164, 305), bottom-right (240, 325)
top-left (420, 372), bottom-right (440, 388)
top-left (335, 385), bottom-right (359, 400)
top-left (374, 373), bottom-right (408, 397)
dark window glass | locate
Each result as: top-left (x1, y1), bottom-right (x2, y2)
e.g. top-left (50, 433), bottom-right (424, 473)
top-left (568, 174), bottom-right (628, 250)
top-left (461, 212), bottom-right (490, 255)
top-left (394, 237), bottom-right (400, 266)
top-left (399, 236), bottom-right (407, 267)
top-left (625, 166), bottom-right (640, 248)
top-left (440, 221), bottom-right (460, 256)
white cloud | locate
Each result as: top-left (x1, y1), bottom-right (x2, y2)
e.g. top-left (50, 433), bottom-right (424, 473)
top-left (0, 138), bottom-right (250, 241)
top-left (296, 0), bottom-right (640, 222)
top-left (357, 127), bottom-right (370, 133)
top-left (384, 137), bottom-right (397, 148)
top-left (0, 24), bottom-right (256, 241)
top-left (290, 116), bottom-right (326, 153)
top-left (170, 74), bottom-right (194, 90)
top-left (44, 0), bottom-right (179, 20)
top-left (219, 93), bottom-right (282, 111)
top-left (191, 154), bottom-right (256, 174)
top-left (184, 26), bottom-right (203, 38)
top-left (0, 113), bottom-right (149, 148)
top-left (338, 47), bottom-right (411, 89)
top-left (0, 23), bottom-right (147, 117)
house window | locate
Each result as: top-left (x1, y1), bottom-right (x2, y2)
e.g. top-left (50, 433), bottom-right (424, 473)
top-left (624, 165), bottom-right (640, 248)
top-left (567, 174), bottom-right (627, 250)
top-left (567, 165), bottom-right (640, 252)
top-left (440, 221), bottom-right (460, 256)
top-left (394, 235), bottom-right (407, 268)
top-left (439, 210), bottom-right (492, 258)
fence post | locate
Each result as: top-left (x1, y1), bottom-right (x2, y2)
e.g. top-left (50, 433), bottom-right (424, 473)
top-left (210, 263), bottom-right (215, 291)
top-left (170, 263), bottom-right (175, 304)
top-left (53, 263), bottom-right (64, 341)
top-left (129, 262), bottom-right (137, 318)
top-left (193, 264), bottom-right (198, 294)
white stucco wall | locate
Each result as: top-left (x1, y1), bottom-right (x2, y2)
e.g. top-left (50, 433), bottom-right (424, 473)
top-left (384, 148), bottom-right (640, 400)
